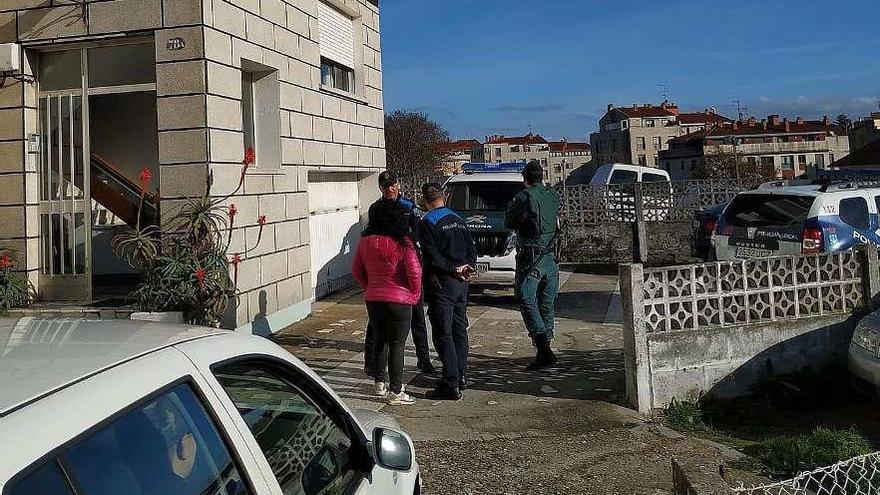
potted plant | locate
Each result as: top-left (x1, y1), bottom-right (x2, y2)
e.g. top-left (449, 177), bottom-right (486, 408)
top-left (113, 148), bottom-right (266, 327)
top-left (0, 252), bottom-right (35, 313)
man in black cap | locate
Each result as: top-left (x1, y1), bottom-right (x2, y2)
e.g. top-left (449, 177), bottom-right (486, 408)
top-left (419, 182), bottom-right (477, 400)
top-left (363, 171), bottom-right (436, 382)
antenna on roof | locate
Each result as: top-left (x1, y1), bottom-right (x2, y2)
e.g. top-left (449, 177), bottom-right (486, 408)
top-left (733, 99), bottom-right (748, 120)
top-left (658, 83), bottom-right (669, 102)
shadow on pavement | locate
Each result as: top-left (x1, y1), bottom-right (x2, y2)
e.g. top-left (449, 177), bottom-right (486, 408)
top-left (468, 290), bottom-right (618, 323)
top-left (408, 348), bottom-right (626, 403)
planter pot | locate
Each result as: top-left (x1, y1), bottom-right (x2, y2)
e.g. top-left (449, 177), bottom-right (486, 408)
top-left (130, 311), bottom-right (185, 324)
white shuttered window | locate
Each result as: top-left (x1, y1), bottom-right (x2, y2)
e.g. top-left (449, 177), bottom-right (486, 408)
top-left (318, 2), bottom-right (355, 69)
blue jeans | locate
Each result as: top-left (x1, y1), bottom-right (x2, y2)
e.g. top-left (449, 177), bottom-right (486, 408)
top-left (514, 253), bottom-right (559, 340)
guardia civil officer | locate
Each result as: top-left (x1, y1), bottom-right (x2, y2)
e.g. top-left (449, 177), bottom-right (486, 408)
top-left (419, 182), bottom-right (477, 400)
top-left (363, 171), bottom-right (437, 382)
top-left (505, 161), bottom-right (562, 370)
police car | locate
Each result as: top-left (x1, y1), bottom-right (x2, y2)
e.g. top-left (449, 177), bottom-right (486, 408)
top-left (444, 163), bottom-right (526, 284)
top-left (714, 175), bottom-right (880, 260)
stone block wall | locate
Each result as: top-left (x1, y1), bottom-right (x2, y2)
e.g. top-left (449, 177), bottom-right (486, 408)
top-left (0, 0), bottom-right (386, 330)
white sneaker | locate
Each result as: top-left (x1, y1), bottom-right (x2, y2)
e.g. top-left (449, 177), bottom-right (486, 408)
top-left (386, 391), bottom-right (416, 405)
top-left (375, 381), bottom-right (388, 397)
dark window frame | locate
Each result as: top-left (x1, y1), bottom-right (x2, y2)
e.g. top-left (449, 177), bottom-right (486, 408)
top-left (209, 356), bottom-right (374, 494)
top-left (320, 57), bottom-right (354, 94)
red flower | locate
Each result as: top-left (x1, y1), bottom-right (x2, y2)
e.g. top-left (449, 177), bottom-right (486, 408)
top-left (227, 204), bottom-right (238, 219)
top-left (243, 147), bottom-right (256, 170)
top-left (194, 267), bottom-right (207, 287)
top-left (139, 167), bottom-right (153, 185)
top-left (0, 255), bottom-right (12, 270)
top-left (231, 253), bottom-right (242, 267)
top-left (258, 215), bottom-right (267, 226)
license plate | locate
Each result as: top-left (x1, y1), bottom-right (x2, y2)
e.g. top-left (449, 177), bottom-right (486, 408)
top-left (476, 263), bottom-right (489, 274)
top-left (734, 246), bottom-right (773, 259)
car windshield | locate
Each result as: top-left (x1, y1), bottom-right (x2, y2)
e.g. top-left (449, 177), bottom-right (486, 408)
top-left (446, 182), bottom-right (524, 211)
top-left (724, 193), bottom-right (815, 229)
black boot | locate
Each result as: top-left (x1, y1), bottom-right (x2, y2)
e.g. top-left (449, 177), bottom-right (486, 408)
top-left (417, 359), bottom-right (438, 376)
top-left (526, 334), bottom-right (558, 371)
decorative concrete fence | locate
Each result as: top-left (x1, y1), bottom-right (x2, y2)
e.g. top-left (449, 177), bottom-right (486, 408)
top-left (557, 179), bottom-right (763, 264)
top-left (620, 249), bottom-right (880, 413)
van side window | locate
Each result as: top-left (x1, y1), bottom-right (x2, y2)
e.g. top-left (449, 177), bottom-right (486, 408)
top-left (642, 173), bottom-right (668, 183)
top-left (840, 197), bottom-right (870, 230)
top-left (609, 170), bottom-right (637, 185)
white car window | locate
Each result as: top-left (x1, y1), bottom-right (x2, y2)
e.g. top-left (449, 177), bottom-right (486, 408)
top-left (214, 363), bottom-right (363, 495)
top-left (8, 383), bottom-right (251, 495)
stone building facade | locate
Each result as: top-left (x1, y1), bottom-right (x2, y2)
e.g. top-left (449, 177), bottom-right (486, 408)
top-left (547, 140), bottom-right (590, 185)
top-left (660, 116), bottom-right (850, 180)
top-left (590, 101), bottom-right (730, 168)
top-left (0, 0), bottom-right (384, 332)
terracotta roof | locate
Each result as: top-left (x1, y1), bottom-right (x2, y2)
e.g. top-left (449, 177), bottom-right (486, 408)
top-left (439, 139), bottom-right (480, 154)
top-left (670, 119), bottom-right (843, 145)
top-left (833, 139), bottom-right (880, 168)
top-left (677, 112), bottom-right (733, 126)
top-left (549, 141), bottom-right (591, 153)
top-left (486, 133), bottom-right (549, 145)
top-left (616, 105), bottom-right (678, 119)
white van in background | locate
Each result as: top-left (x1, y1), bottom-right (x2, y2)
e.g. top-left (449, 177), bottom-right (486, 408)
top-left (589, 163), bottom-right (672, 220)
top-left (589, 163), bottom-right (671, 186)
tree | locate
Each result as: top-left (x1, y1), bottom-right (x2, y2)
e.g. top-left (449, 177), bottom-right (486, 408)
top-left (692, 148), bottom-right (776, 181)
top-left (384, 110), bottom-right (449, 179)
top-left (836, 114), bottom-right (853, 132)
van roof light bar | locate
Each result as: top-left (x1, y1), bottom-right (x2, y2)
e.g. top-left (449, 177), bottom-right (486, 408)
top-left (462, 162), bottom-right (525, 174)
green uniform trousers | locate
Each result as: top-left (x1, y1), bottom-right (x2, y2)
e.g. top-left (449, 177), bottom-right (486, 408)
top-left (514, 251), bottom-right (559, 340)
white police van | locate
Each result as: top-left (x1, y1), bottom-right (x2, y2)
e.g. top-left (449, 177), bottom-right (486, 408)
top-left (444, 163), bottom-right (526, 284)
top-left (714, 174), bottom-right (880, 260)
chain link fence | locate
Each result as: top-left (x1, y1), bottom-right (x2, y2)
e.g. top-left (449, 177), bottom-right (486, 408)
top-left (732, 452), bottom-right (880, 494)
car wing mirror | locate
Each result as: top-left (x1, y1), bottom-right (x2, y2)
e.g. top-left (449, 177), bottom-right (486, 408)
top-left (372, 428), bottom-right (413, 471)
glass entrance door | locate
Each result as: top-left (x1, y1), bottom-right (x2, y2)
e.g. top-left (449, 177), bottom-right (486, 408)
top-left (38, 93), bottom-right (91, 300)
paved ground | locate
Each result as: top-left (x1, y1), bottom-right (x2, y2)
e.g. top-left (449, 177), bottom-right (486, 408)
top-left (274, 269), bottom-right (737, 494)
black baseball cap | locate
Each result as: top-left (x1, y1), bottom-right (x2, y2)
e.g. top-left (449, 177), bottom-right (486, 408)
top-left (378, 171), bottom-right (399, 189)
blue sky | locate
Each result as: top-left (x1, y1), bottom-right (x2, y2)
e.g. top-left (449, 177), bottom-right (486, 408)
top-left (380, 0), bottom-right (880, 142)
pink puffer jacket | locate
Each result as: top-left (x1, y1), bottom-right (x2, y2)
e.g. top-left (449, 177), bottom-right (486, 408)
top-left (351, 235), bottom-right (422, 306)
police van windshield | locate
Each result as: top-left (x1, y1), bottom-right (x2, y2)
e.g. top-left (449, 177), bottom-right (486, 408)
top-left (446, 182), bottom-right (525, 211)
top-left (724, 194), bottom-right (815, 229)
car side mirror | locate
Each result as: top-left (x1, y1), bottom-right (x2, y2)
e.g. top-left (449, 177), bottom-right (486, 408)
top-left (372, 428), bottom-right (413, 471)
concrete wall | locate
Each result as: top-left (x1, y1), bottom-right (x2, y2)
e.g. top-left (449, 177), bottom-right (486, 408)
top-left (647, 313), bottom-right (861, 409)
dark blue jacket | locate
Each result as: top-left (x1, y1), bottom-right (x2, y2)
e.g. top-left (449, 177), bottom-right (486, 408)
top-left (418, 206), bottom-right (477, 277)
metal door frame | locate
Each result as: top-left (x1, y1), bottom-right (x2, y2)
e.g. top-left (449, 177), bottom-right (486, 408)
top-left (37, 50), bottom-right (92, 301)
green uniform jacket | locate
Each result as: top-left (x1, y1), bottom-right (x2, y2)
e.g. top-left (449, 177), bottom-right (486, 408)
top-left (504, 184), bottom-right (561, 250)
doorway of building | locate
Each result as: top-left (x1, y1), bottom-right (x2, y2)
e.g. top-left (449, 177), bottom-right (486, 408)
top-left (36, 42), bottom-right (158, 302)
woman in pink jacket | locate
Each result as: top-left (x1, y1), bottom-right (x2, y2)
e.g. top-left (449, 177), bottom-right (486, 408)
top-left (351, 201), bottom-right (422, 405)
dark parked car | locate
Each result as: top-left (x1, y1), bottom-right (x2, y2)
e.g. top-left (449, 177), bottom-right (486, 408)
top-left (692, 202), bottom-right (728, 260)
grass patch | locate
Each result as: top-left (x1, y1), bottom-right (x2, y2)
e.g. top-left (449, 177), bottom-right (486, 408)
top-left (743, 427), bottom-right (873, 478)
top-left (664, 397), bottom-right (706, 432)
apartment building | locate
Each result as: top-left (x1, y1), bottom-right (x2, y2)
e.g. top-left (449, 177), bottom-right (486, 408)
top-left (476, 133), bottom-right (551, 166)
top-left (548, 140), bottom-right (591, 185)
top-left (0, 0), bottom-right (385, 332)
top-left (438, 138), bottom-right (481, 175)
top-left (850, 112), bottom-right (880, 152)
top-left (660, 115), bottom-right (850, 180)
top-left (590, 101), bottom-right (731, 168)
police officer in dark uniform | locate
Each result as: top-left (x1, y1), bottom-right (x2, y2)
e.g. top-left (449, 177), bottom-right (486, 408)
top-left (419, 182), bottom-right (477, 400)
top-left (505, 161), bottom-right (562, 370)
top-left (363, 171), bottom-right (436, 381)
